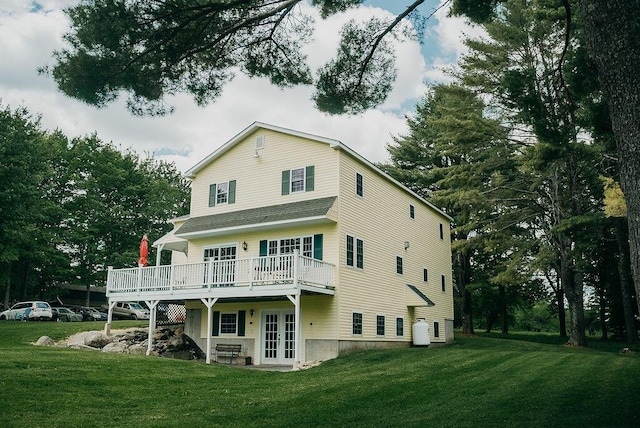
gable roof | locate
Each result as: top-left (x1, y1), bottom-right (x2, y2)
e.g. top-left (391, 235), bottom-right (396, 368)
top-left (175, 196), bottom-right (337, 238)
top-left (185, 121), bottom-right (453, 222)
top-left (185, 122), bottom-right (341, 178)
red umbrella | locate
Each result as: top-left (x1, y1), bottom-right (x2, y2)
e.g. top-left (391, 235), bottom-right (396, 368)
top-left (138, 235), bottom-right (149, 267)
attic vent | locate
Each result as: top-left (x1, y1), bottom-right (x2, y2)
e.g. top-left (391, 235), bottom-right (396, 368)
top-left (255, 136), bottom-right (265, 150)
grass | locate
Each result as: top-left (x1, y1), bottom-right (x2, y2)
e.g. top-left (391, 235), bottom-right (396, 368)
top-left (1, 322), bottom-right (639, 427)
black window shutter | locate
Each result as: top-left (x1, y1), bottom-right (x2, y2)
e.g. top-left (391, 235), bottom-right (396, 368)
top-left (259, 240), bottom-right (268, 256)
top-left (281, 170), bottom-right (290, 195)
top-left (212, 311), bottom-right (220, 336)
top-left (313, 234), bottom-right (323, 260)
top-left (228, 180), bottom-right (236, 204)
top-left (209, 184), bottom-right (216, 207)
top-left (237, 310), bottom-right (246, 336)
top-left (305, 165), bottom-right (315, 191)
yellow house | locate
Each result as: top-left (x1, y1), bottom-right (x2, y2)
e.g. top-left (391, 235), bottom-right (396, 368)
top-left (105, 122), bottom-right (454, 367)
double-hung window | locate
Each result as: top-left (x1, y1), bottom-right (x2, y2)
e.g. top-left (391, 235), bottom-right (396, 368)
top-left (291, 168), bottom-right (305, 192)
top-left (376, 315), bottom-right (385, 336)
top-left (356, 172), bottom-right (363, 197)
top-left (396, 256), bottom-right (403, 275)
top-left (396, 317), bottom-right (404, 337)
top-left (209, 180), bottom-right (236, 207)
top-left (346, 235), bottom-right (364, 269)
top-left (352, 312), bottom-right (363, 335)
top-left (220, 313), bottom-right (237, 334)
top-left (282, 166), bottom-right (314, 194)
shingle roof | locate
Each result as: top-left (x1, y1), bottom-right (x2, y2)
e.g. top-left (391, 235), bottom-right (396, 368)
top-left (175, 196), bottom-right (337, 236)
top-left (407, 284), bottom-right (436, 307)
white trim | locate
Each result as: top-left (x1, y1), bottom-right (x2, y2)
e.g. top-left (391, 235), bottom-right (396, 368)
top-left (396, 255), bottom-right (404, 275)
top-left (351, 311), bottom-right (363, 336)
top-left (355, 171), bottom-right (364, 197)
top-left (376, 313), bottom-right (386, 337)
top-left (395, 316), bottom-right (405, 337)
top-left (219, 311), bottom-right (239, 335)
top-left (345, 234), bottom-right (364, 270)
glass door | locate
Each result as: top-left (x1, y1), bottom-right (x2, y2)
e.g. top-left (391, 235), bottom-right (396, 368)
top-left (262, 310), bottom-right (295, 364)
top-left (203, 244), bottom-right (237, 286)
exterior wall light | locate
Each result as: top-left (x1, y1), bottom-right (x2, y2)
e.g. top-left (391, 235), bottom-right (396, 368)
top-left (242, 241), bottom-right (248, 251)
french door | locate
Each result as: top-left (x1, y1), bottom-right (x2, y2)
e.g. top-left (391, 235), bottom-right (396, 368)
top-left (262, 310), bottom-right (295, 365)
top-left (203, 244), bottom-right (237, 286)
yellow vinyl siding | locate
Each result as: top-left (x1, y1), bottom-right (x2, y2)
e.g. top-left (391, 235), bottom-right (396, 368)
top-left (189, 129), bottom-right (338, 219)
top-left (335, 150), bottom-right (453, 341)
top-left (181, 123), bottom-right (452, 349)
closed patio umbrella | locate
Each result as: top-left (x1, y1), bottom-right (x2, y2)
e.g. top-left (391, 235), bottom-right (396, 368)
top-left (138, 235), bottom-right (149, 267)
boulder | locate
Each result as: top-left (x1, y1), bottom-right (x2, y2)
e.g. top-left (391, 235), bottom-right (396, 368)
top-left (102, 342), bottom-right (129, 353)
top-left (35, 336), bottom-right (54, 347)
top-left (67, 331), bottom-right (110, 349)
top-left (128, 344), bottom-right (148, 355)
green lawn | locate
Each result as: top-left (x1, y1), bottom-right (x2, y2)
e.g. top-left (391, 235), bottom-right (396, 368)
top-left (1, 322), bottom-right (639, 427)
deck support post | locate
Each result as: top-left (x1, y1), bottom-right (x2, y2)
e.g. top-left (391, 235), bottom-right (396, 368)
top-left (104, 300), bottom-right (117, 335)
top-left (286, 293), bottom-right (302, 368)
top-left (145, 300), bottom-right (159, 356)
top-left (201, 297), bottom-right (218, 364)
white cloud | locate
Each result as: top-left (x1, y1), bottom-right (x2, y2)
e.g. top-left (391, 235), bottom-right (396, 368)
top-left (0, 1), bottom-right (466, 173)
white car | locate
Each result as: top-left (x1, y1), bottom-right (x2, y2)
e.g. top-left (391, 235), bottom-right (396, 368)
top-left (0, 301), bottom-right (53, 321)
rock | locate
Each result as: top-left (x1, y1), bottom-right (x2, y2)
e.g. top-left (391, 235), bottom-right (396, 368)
top-left (85, 332), bottom-right (110, 348)
top-left (59, 325), bottom-right (202, 361)
top-left (128, 344), bottom-right (148, 355)
top-left (35, 336), bottom-right (54, 346)
top-left (102, 342), bottom-right (129, 353)
top-left (168, 335), bottom-right (184, 348)
top-left (67, 331), bottom-right (110, 349)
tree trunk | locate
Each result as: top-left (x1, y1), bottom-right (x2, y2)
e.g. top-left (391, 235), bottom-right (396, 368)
top-left (615, 218), bottom-right (637, 342)
top-left (549, 271), bottom-right (568, 338)
top-left (2, 262), bottom-right (11, 308)
top-left (597, 278), bottom-right (608, 340)
top-left (563, 263), bottom-right (587, 346)
top-left (578, 0), bottom-right (640, 319)
top-left (458, 252), bottom-right (475, 334)
top-left (500, 285), bottom-right (508, 334)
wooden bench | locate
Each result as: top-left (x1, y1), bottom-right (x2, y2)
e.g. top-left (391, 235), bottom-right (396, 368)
top-left (215, 344), bottom-right (241, 364)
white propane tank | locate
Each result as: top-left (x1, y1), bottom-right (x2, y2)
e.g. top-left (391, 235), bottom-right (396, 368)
top-left (412, 318), bottom-right (430, 346)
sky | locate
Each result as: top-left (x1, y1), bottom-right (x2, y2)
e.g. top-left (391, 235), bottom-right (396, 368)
top-left (0, 1), bottom-right (481, 173)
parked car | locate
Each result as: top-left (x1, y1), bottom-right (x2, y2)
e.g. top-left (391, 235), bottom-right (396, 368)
top-left (67, 306), bottom-right (107, 321)
top-left (52, 307), bottom-right (83, 322)
top-left (0, 301), bottom-right (53, 321)
top-left (112, 302), bottom-right (150, 320)
top-left (80, 306), bottom-right (108, 321)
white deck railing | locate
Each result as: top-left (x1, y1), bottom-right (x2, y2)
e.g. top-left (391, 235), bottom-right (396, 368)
top-left (106, 253), bottom-right (334, 297)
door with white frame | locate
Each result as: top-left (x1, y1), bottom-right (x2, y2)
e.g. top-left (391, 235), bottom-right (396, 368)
top-left (203, 244), bottom-right (237, 286)
top-left (261, 310), bottom-right (295, 365)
